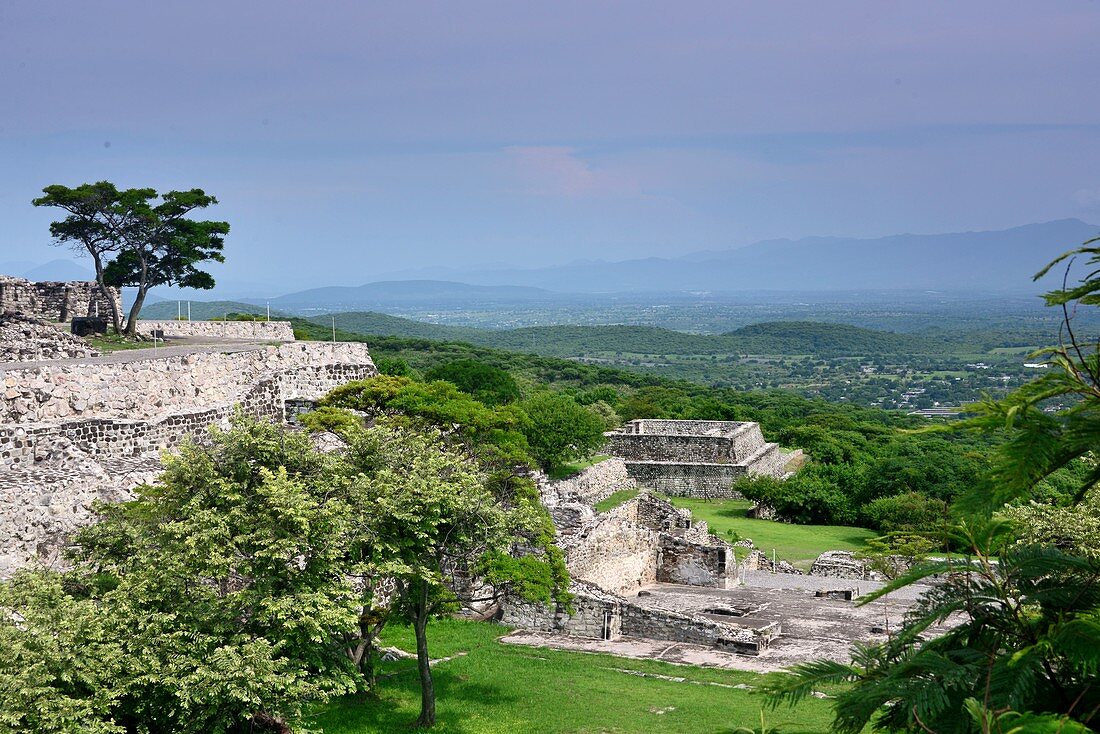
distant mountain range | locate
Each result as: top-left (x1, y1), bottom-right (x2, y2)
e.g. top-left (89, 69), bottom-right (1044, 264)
top-left (11, 220), bottom-right (1100, 303)
top-left (383, 219), bottom-right (1100, 294)
top-left (0, 258), bottom-right (95, 282)
top-left (238, 280), bottom-right (559, 311)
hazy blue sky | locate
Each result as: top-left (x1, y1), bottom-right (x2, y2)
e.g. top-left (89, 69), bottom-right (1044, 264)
top-left (2, 1), bottom-right (1099, 291)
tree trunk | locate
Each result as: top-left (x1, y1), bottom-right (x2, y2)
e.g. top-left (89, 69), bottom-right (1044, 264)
top-left (122, 256), bottom-right (149, 336)
top-left (413, 579), bottom-right (436, 728)
top-left (90, 251), bottom-right (122, 335)
top-left (250, 711), bottom-right (292, 733)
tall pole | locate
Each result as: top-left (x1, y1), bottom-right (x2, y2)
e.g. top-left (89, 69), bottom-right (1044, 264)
top-left (177, 300), bottom-right (181, 320)
top-left (267, 302), bottom-right (271, 321)
top-left (331, 315), bottom-right (336, 343)
top-left (187, 302), bottom-right (191, 321)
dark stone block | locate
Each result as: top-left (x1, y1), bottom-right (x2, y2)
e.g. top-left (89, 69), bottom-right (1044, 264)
top-left (71, 317), bottom-right (107, 336)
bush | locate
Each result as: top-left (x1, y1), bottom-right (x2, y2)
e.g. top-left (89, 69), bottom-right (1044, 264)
top-left (299, 406), bottom-right (361, 436)
top-left (424, 359), bottom-right (521, 405)
top-left (520, 392), bottom-right (607, 473)
top-left (863, 491), bottom-right (948, 534)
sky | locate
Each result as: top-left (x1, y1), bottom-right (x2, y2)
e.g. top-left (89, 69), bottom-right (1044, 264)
top-left (2, 1), bottom-right (1099, 293)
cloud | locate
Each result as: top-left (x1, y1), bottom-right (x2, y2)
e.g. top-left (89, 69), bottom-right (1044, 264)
top-left (502, 146), bottom-right (640, 198)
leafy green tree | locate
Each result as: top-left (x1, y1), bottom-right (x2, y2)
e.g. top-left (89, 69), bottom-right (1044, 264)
top-left (102, 188), bottom-right (228, 335)
top-left (763, 520), bottom-right (1100, 732)
top-left (425, 359), bottom-right (521, 405)
top-left (0, 571), bottom-right (125, 734)
top-left (519, 392), bottom-right (608, 473)
top-left (342, 424), bottom-right (538, 728)
top-left (68, 418), bottom-right (362, 732)
top-left (863, 491), bottom-right (948, 534)
top-left (764, 243), bottom-right (1100, 732)
top-left (34, 183), bottom-right (228, 336)
top-left (33, 182), bottom-right (130, 333)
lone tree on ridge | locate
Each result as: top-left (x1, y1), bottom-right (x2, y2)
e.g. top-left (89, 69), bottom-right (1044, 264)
top-left (33, 181), bottom-right (228, 336)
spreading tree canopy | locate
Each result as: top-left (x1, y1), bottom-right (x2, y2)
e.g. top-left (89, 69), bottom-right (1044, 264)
top-left (33, 182), bottom-right (228, 336)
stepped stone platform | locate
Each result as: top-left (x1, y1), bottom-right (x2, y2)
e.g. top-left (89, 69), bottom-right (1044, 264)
top-left (604, 419), bottom-right (790, 498)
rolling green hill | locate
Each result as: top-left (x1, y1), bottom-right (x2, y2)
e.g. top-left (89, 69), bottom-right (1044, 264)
top-left (312, 312), bottom-right (940, 357)
top-left (139, 300), bottom-right (275, 320)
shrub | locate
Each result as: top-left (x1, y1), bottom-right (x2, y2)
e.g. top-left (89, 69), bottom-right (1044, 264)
top-left (863, 491), bottom-right (948, 534)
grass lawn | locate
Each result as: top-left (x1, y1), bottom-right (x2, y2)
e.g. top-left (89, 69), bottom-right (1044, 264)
top-left (86, 334), bottom-right (160, 353)
top-left (311, 619), bottom-right (835, 734)
top-left (667, 497), bottom-right (877, 566)
top-left (594, 488), bottom-right (640, 513)
top-left (548, 454), bottom-right (611, 481)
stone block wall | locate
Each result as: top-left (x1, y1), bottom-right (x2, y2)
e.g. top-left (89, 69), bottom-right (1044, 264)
top-left (139, 320), bottom-right (296, 342)
top-left (623, 462), bottom-right (748, 498)
top-left (619, 603), bottom-right (773, 654)
top-left (500, 581), bottom-right (622, 640)
top-left (0, 275), bottom-right (119, 323)
top-left (0, 340), bottom-right (378, 573)
top-left (547, 457), bottom-right (635, 505)
top-left (563, 508), bottom-right (660, 595)
top-left (0, 342), bottom-right (376, 426)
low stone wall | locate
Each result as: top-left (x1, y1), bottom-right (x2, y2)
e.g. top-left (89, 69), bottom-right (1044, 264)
top-left (138, 320), bottom-right (296, 342)
top-left (810, 551), bottom-right (871, 580)
top-left (500, 581), bottom-right (622, 640)
top-left (620, 602), bottom-right (775, 654)
top-left (548, 458), bottom-right (635, 505)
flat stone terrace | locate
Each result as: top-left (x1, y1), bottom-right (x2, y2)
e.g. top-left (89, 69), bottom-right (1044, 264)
top-left (505, 574), bottom-right (947, 673)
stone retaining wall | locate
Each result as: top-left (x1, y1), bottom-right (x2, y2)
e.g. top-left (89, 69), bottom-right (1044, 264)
top-left (623, 462), bottom-right (749, 498)
top-left (139, 320), bottom-right (296, 342)
top-left (0, 341), bottom-right (378, 573)
top-left (547, 458), bottom-right (635, 505)
top-left (0, 342), bottom-right (375, 425)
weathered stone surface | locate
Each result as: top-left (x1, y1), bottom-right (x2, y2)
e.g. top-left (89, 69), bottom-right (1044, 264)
top-left (0, 275), bottom-right (119, 323)
top-left (605, 419), bottom-right (789, 498)
top-left (0, 340), bottom-right (378, 574)
top-left (810, 550), bottom-right (873, 580)
top-left (0, 313), bottom-right (99, 363)
top-left (138, 320), bottom-right (296, 342)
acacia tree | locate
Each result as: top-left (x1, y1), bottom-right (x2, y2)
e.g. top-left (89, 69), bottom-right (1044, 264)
top-left (32, 182), bottom-right (130, 333)
top-left (33, 182), bottom-right (228, 336)
top-left (103, 188), bottom-right (228, 335)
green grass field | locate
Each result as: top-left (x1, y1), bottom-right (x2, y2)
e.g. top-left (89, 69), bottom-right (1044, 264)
top-left (594, 488), bottom-right (640, 513)
top-left (548, 454), bottom-right (612, 481)
top-left (311, 619), bottom-right (835, 733)
top-left (667, 498), bottom-right (877, 566)
top-left (85, 334), bottom-right (161, 353)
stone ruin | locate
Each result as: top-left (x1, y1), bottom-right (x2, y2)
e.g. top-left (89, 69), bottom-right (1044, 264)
top-left (0, 313), bottom-right (100, 363)
top-left (0, 275), bottom-right (119, 323)
top-left (500, 458), bottom-right (951, 670)
top-left (0, 322), bottom-right (378, 575)
top-left (502, 459), bottom-right (780, 655)
top-left (604, 419), bottom-right (797, 498)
